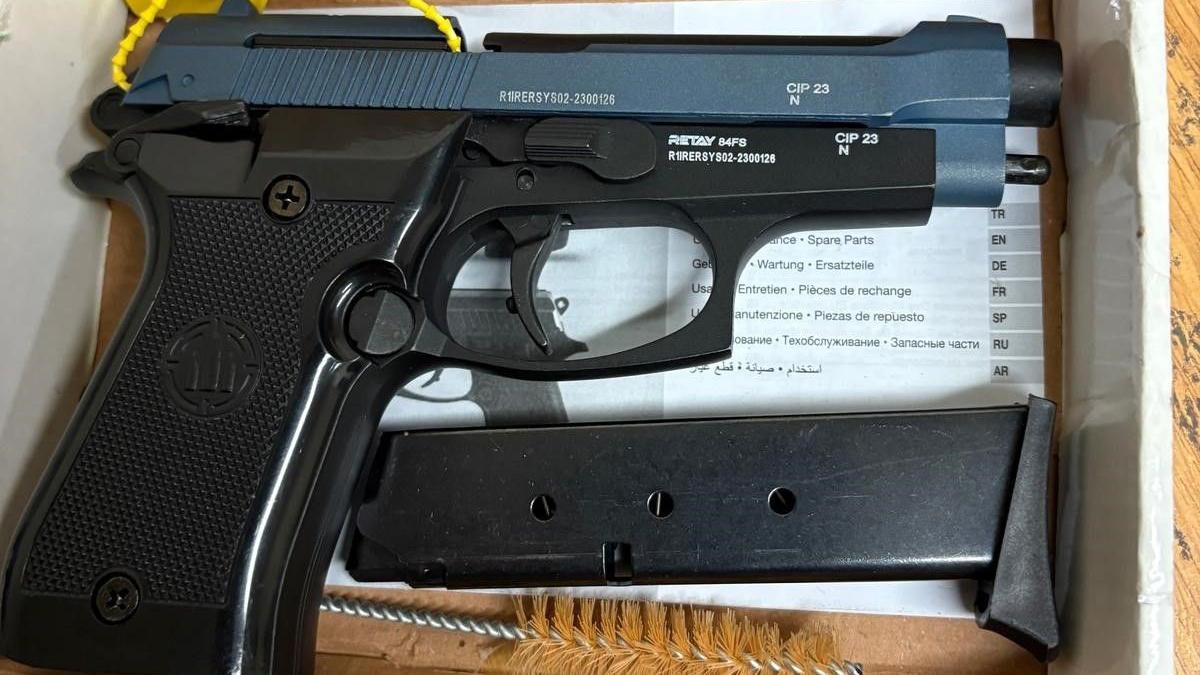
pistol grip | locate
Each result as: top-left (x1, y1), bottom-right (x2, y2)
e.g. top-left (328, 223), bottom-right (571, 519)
top-left (3, 195), bottom-right (362, 673)
top-left (1, 109), bottom-right (469, 675)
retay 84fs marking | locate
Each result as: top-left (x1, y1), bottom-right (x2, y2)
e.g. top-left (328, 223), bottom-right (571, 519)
top-left (1, 2), bottom-right (1061, 673)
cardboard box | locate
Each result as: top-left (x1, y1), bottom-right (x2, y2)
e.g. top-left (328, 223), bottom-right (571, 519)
top-left (0, 0), bottom-right (1172, 672)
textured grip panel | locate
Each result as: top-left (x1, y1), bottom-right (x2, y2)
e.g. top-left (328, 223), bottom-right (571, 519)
top-left (23, 199), bottom-right (387, 605)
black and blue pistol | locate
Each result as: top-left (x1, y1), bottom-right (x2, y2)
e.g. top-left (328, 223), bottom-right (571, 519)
top-left (1, 4), bottom-right (1061, 673)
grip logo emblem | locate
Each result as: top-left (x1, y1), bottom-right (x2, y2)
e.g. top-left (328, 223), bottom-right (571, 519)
top-left (161, 317), bottom-right (262, 417)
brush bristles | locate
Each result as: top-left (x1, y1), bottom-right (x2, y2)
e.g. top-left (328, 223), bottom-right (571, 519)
top-left (502, 596), bottom-right (855, 675)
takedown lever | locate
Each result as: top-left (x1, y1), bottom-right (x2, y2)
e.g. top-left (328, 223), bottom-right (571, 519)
top-left (498, 214), bottom-right (569, 354)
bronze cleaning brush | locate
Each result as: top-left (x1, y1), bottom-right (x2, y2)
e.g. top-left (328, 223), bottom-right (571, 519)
top-left (320, 592), bottom-right (862, 674)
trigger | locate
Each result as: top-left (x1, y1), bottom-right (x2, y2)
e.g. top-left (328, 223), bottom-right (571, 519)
top-left (499, 214), bottom-right (567, 355)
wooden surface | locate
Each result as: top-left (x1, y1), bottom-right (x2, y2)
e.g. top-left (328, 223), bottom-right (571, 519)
top-left (1169, 1), bottom-right (1200, 672)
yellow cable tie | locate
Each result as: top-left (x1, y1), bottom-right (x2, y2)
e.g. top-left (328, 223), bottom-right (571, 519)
top-left (112, 0), bottom-right (168, 91)
top-left (407, 0), bottom-right (461, 52)
top-left (112, 0), bottom-right (461, 93)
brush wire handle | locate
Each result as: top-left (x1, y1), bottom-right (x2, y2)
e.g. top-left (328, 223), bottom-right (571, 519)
top-left (321, 594), bottom-right (527, 640)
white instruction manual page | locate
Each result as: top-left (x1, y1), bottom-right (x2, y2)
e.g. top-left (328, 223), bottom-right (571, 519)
top-left (321, 0), bottom-right (1044, 619)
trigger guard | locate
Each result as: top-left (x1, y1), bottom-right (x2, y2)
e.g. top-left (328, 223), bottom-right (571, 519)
top-left (424, 289), bottom-right (736, 382)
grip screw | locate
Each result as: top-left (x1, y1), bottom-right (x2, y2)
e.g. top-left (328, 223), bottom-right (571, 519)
top-left (93, 574), bottom-right (140, 624)
top-left (264, 176), bottom-right (310, 220)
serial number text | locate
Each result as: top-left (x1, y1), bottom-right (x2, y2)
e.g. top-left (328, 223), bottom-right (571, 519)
top-left (667, 150), bottom-right (778, 164)
top-left (498, 90), bottom-right (617, 106)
